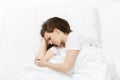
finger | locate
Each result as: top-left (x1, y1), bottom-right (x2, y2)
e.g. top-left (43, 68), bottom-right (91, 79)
top-left (36, 59), bottom-right (41, 61)
top-left (34, 59), bottom-right (40, 64)
top-left (35, 57), bottom-right (42, 60)
top-left (35, 61), bottom-right (39, 65)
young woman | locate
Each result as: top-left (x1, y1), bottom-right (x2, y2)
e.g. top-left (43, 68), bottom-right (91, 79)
top-left (34, 17), bottom-right (76, 73)
top-left (34, 17), bottom-right (118, 80)
top-left (11, 17), bottom-right (118, 80)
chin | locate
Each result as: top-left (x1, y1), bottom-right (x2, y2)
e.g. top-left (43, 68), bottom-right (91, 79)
top-left (55, 44), bottom-right (61, 47)
top-left (55, 42), bottom-right (64, 47)
top-left (56, 45), bottom-right (60, 47)
top-left (58, 44), bottom-right (64, 47)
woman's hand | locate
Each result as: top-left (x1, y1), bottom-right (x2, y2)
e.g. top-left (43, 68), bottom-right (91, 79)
top-left (35, 38), bottom-right (48, 60)
top-left (35, 55), bottom-right (42, 60)
top-left (34, 59), bottom-right (47, 67)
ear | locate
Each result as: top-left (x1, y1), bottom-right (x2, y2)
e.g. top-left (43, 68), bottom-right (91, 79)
top-left (53, 28), bottom-right (59, 34)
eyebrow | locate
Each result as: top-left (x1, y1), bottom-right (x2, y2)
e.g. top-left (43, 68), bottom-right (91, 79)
top-left (44, 36), bottom-right (48, 41)
top-left (45, 36), bottom-right (50, 42)
top-left (47, 37), bottom-right (51, 42)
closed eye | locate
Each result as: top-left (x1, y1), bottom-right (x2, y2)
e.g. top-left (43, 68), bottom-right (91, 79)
top-left (48, 37), bottom-right (51, 41)
top-left (47, 37), bottom-right (52, 44)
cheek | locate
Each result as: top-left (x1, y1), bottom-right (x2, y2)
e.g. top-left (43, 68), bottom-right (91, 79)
top-left (57, 36), bottom-right (62, 42)
top-left (54, 36), bottom-right (60, 42)
top-left (53, 34), bottom-right (61, 43)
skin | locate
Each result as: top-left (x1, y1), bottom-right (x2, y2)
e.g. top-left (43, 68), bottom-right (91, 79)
top-left (34, 28), bottom-right (80, 73)
top-left (44, 28), bottom-right (68, 47)
top-left (35, 39), bottom-right (56, 61)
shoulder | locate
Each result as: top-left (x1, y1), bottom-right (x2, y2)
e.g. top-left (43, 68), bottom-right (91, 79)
top-left (68, 32), bottom-right (80, 38)
top-left (66, 32), bottom-right (84, 50)
top-left (50, 46), bottom-right (65, 55)
top-left (67, 31), bottom-right (84, 43)
top-left (68, 31), bottom-right (84, 39)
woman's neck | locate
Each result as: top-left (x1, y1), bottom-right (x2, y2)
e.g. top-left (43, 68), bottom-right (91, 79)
top-left (62, 33), bottom-right (70, 47)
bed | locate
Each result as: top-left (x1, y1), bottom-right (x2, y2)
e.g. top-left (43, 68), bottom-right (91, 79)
top-left (0, 0), bottom-right (120, 80)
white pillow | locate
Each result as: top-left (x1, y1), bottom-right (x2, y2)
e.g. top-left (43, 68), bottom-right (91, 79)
top-left (0, 5), bottom-right (41, 75)
top-left (0, 1), bottom-right (100, 75)
top-left (0, 9), bottom-right (4, 48)
top-left (36, 6), bottom-right (100, 46)
top-left (98, 1), bottom-right (120, 77)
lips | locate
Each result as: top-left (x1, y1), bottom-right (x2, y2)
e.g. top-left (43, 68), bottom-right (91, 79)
top-left (53, 43), bottom-right (57, 46)
top-left (52, 42), bottom-right (56, 45)
top-left (54, 43), bottom-right (57, 46)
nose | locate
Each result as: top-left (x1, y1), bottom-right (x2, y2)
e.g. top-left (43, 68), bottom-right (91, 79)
top-left (48, 40), bottom-right (52, 44)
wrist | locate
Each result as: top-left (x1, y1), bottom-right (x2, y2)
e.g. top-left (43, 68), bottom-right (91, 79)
top-left (44, 61), bottom-right (49, 67)
top-left (42, 38), bottom-right (48, 45)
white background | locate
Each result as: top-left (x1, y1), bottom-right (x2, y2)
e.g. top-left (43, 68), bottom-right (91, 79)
top-left (0, 0), bottom-right (120, 78)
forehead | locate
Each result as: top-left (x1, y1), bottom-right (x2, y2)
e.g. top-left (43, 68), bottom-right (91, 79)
top-left (44, 32), bottom-right (51, 40)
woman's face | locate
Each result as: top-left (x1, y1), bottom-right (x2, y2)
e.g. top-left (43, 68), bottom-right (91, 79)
top-left (44, 29), bottom-right (63, 47)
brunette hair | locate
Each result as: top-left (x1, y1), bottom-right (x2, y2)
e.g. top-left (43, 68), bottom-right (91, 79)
top-left (41, 17), bottom-right (72, 37)
top-left (40, 17), bottom-right (72, 49)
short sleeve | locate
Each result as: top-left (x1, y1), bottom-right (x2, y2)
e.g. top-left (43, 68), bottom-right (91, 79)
top-left (49, 46), bottom-right (59, 55)
top-left (66, 32), bottom-right (84, 50)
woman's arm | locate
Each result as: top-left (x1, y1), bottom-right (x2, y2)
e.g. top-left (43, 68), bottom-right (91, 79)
top-left (42, 49), bottom-right (56, 61)
top-left (35, 49), bottom-right (56, 62)
top-left (35, 50), bottom-right (79, 73)
top-left (35, 39), bottom-right (48, 60)
top-left (35, 39), bottom-right (56, 62)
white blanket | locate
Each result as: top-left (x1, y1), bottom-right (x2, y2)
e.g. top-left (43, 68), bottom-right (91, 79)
top-left (10, 56), bottom-right (72, 80)
top-left (10, 47), bottom-right (119, 80)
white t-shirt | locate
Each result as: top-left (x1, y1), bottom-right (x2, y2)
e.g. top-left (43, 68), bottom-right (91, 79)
top-left (50, 32), bottom-right (118, 80)
top-left (50, 31), bottom-right (90, 54)
top-left (66, 32), bottom-right (90, 50)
